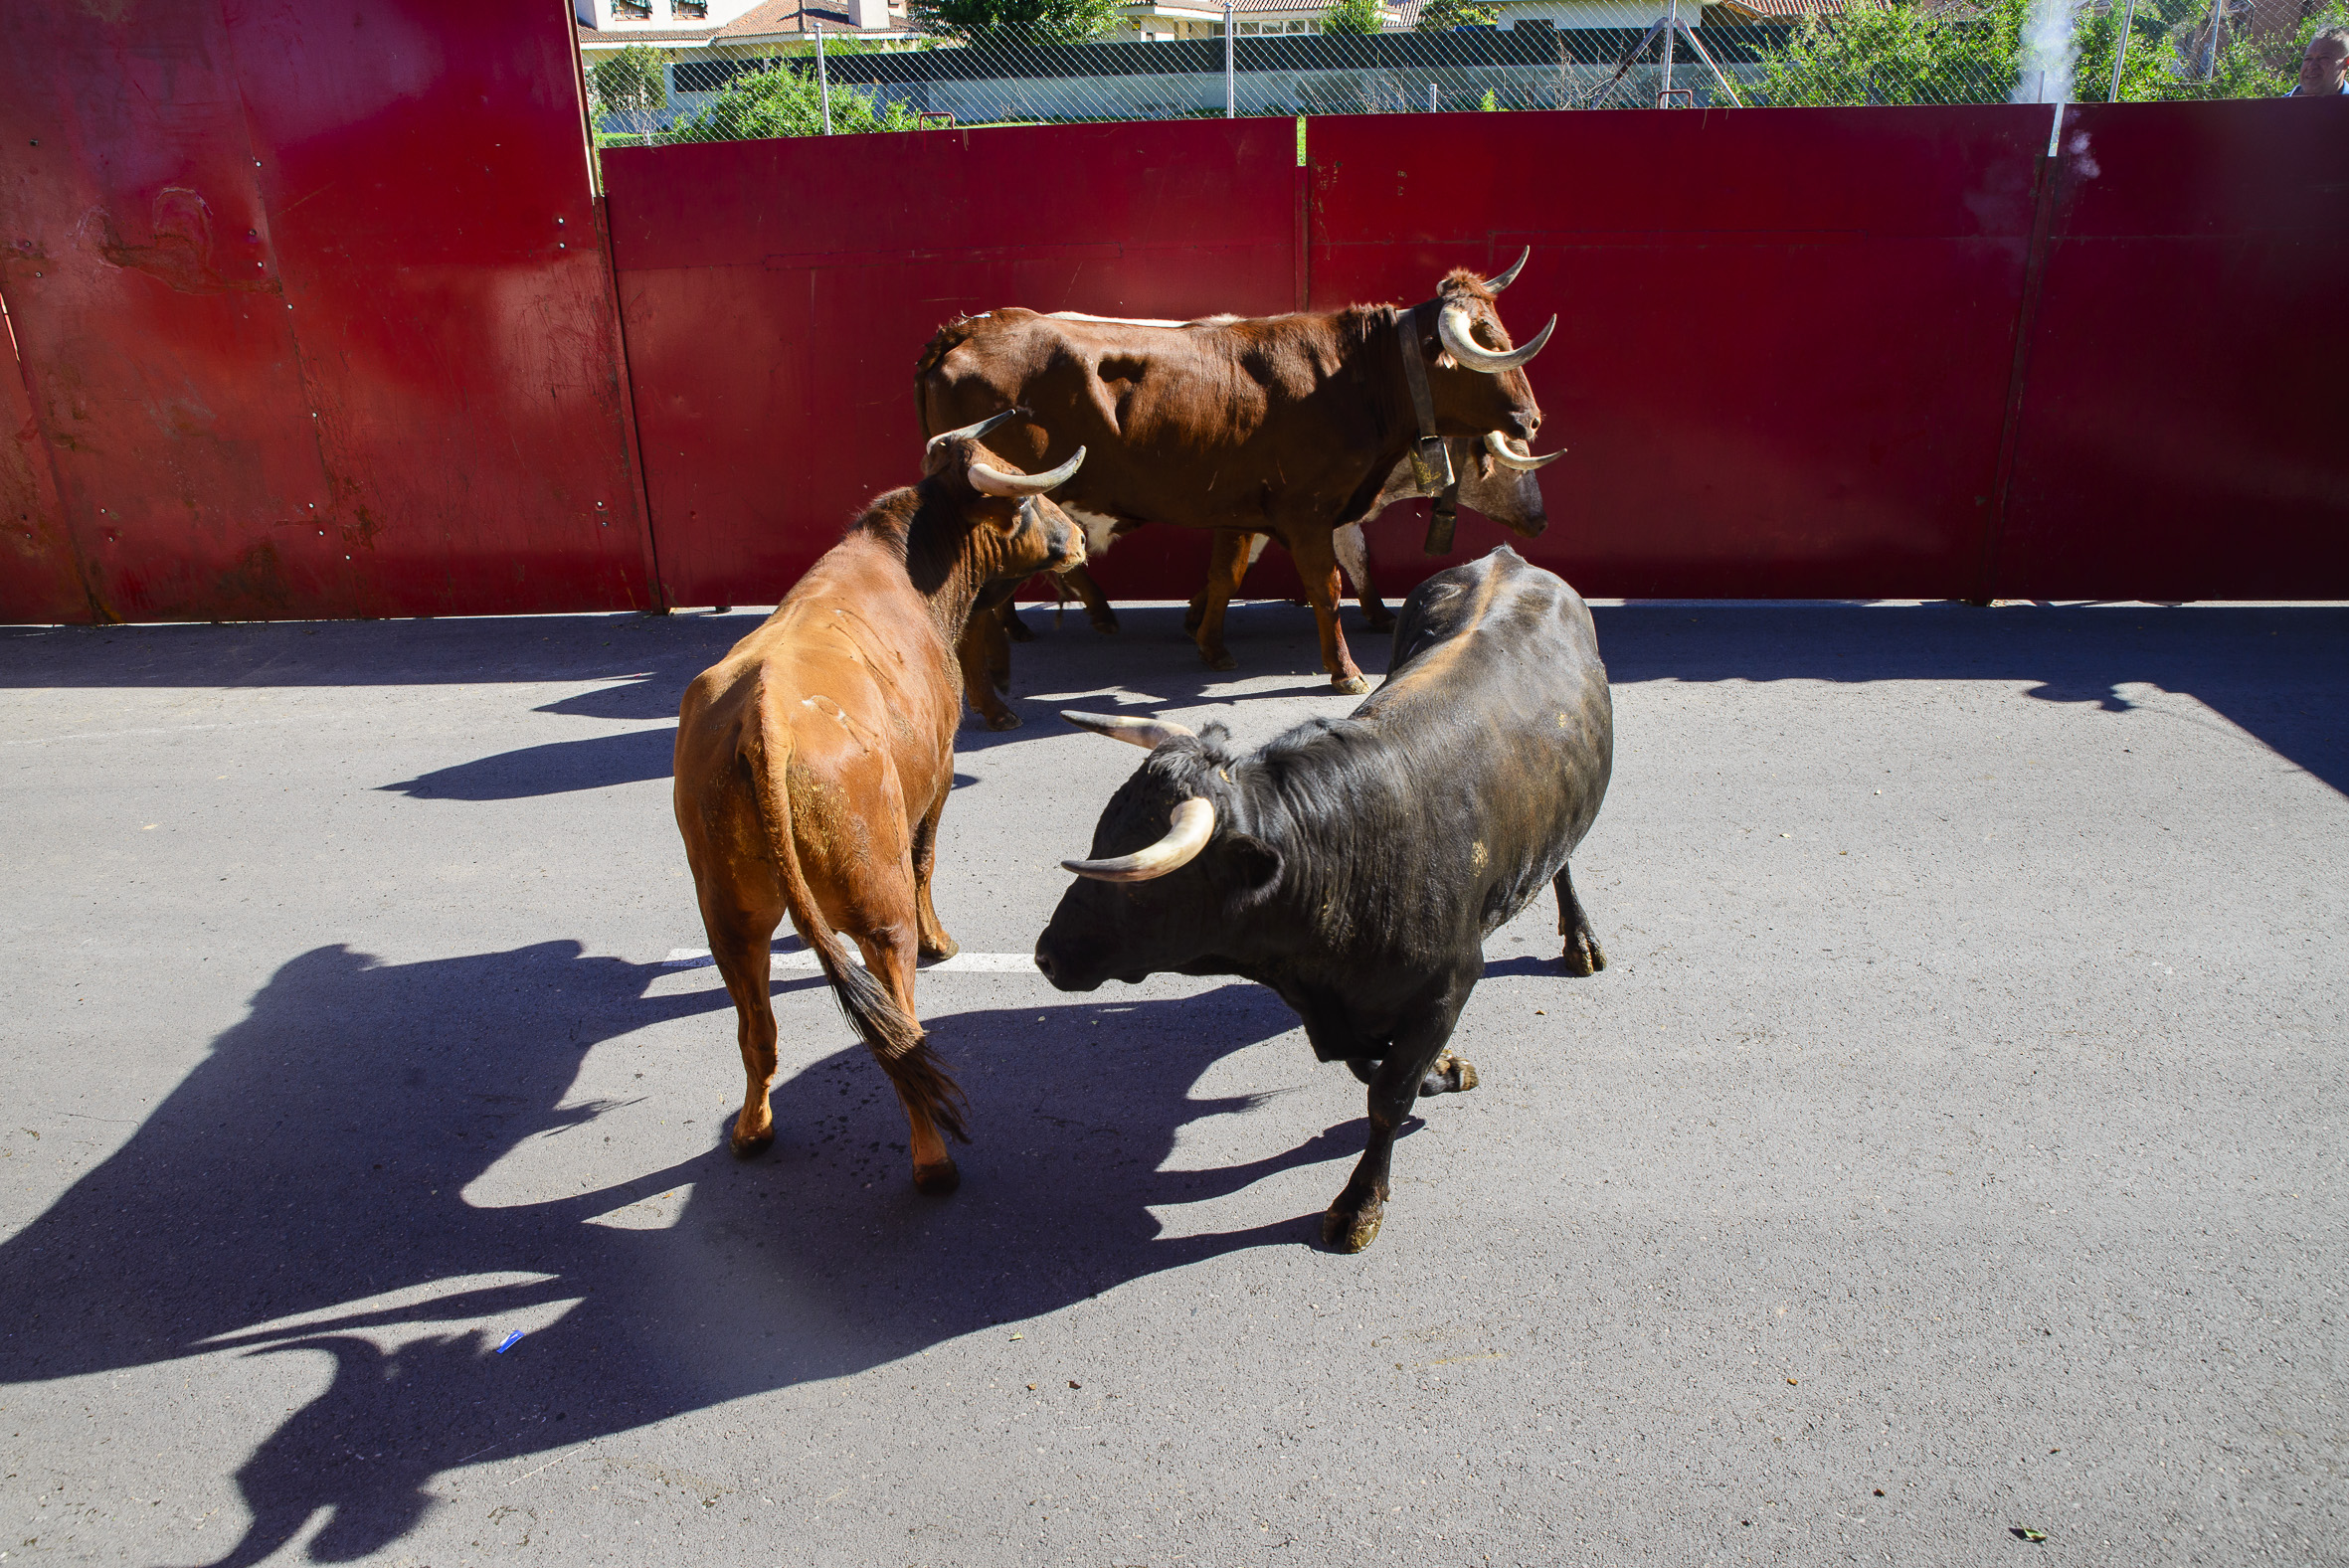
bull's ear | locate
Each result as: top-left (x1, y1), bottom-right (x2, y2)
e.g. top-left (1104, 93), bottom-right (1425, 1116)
top-left (1219, 833), bottom-right (1282, 903)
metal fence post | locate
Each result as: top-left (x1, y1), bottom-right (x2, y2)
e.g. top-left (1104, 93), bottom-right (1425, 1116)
top-left (1224, 4), bottom-right (1236, 118)
top-left (2108, 0), bottom-right (2140, 99)
top-left (815, 23), bottom-right (832, 134)
top-left (1659, 0), bottom-right (1677, 105)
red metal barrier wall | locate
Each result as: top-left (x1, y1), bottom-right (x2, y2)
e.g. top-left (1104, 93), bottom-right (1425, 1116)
top-left (1995, 98), bottom-right (2349, 600)
top-left (0, 1), bottom-right (653, 624)
top-left (1307, 104), bottom-right (2053, 600)
top-left (7, 46), bottom-right (2341, 623)
top-left (603, 119), bottom-right (1301, 609)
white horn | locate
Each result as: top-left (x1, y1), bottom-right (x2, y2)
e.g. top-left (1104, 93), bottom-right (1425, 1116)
top-left (1063, 796), bottom-right (1216, 883)
top-left (970, 445), bottom-right (1085, 497)
top-left (1484, 430), bottom-right (1565, 472)
top-left (1438, 302), bottom-right (1555, 374)
top-left (1486, 246), bottom-right (1530, 293)
top-left (924, 407), bottom-right (1025, 466)
top-left (1060, 710), bottom-right (1196, 750)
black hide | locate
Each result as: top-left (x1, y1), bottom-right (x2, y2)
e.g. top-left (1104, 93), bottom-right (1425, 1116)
top-left (1034, 546), bottom-right (1613, 1251)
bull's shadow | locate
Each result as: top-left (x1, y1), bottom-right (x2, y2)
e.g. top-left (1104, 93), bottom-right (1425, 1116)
top-left (0, 943), bottom-right (1335, 1566)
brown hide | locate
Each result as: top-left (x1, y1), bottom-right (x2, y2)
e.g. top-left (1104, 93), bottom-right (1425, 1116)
top-left (1193, 435), bottom-right (1552, 639)
top-left (671, 441), bottom-right (1083, 1193)
top-left (916, 269), bottom-right (1547, 705)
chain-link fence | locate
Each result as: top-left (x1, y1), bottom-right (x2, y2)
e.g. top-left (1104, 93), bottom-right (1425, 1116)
top-left (584, 0), bottom-right (2342, 144)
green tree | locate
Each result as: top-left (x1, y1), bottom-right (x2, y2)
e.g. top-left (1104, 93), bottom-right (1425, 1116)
top-left (1748, 0), bottom-right (2023, 105)
top-left (660, 56), bottom-right (918, 141)
top-left (1747, 0), bottom-right (2349, 106)
top-left (588, 44), bottom-right (669, 136)
top-left (909, 0), bottom-right (1124, 44)
top-left (1415, 0), bottom-right (1500, 30)
top-left (1323, 0), bottom-right (1386, 35)
top-left (2151, 0), bottom-right (2346, 97)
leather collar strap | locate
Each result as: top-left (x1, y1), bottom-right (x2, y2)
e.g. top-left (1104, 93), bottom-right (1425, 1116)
top-left (1398, 307), bottom-right (1461, 554)
top-left (1397, 307), bottom-right (1453, 494)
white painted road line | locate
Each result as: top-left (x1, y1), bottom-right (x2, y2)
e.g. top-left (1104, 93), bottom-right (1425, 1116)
top-left (661, 948), bottom-right (1038, 973)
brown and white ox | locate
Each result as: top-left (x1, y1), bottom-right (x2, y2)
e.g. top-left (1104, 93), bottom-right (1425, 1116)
top-left (672, 413), bottom-right (1085, 1194)
top-left (1184, 430), bottom-right (1556, 646)
top-left (916, 254), bottom-right (1562, 727)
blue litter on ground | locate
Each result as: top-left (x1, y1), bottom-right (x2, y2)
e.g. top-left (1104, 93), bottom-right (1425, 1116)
top-left (494, 1330), bottom-right (524, 1354)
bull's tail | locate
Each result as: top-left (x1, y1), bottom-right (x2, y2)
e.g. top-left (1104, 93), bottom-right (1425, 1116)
top-left (744, 711), bottom-right (969, 1144)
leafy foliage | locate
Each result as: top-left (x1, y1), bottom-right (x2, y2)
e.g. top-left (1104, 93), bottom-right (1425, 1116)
top-left (1322, 0), bottom-right (1388, 36)
top-left (1415, 0), bottom-right (1501, 31)
top-left (588, 44), bottom-right (668, 121)
top-left (1747, 0), bottom-right (2023, 105)
top-left (2152, 0), bottom-right (2349, 97)
top-left (909, 0), bottom-right (1125, 44)
top-left (659, 56), bottom-right (918, 141)
top-left (1745, 0), bottom-right (2345, 106)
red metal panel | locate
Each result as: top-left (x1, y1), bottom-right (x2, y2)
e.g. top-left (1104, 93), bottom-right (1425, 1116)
top-left (1995, 99), bottom-right (2349, 601)
top-left (604, 119), bottom-right (1299, 608)
top-left (1308, 105), bottom-right (2049, 601)
top-left (0, 0), bottom-right (649, 623)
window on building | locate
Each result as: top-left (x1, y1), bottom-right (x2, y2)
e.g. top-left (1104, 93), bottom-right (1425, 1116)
top-left (615, 0), bottom-right (651, 17)
top-left (672, 0), bottom-right (707, 15)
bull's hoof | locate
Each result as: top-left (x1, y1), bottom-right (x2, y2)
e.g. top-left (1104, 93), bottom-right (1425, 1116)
top-left (984, 708), bottom-right (1022, 732)
top-left (1003, 613), bottom-right (1035, 643)
top-left (1331, 673), bottom-right (1370, 696)
top-left (1561, 934), bottom-right (1608, 976)
top-left (730, 1121), bottom-right (776, 1159)
top-left (920, 934), bottom-right (960, 962)
top-left (1201, 649), bottom-right (1238, 672)
top-left (1321, 1199), bottom-right (1384, 1254)
top-left (1419, 1053), bottom-right (1478, 1097)
top-left (913, 1157), bottom-right (961, 1196)
top-left (1363, 608), bottom-right (1396, 632)
top-left (1088, 610), bottom-right (1120, 634)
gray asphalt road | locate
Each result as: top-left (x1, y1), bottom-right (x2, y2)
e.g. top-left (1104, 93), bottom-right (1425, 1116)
top-left (1, 595), bottom-right (2342, 1568)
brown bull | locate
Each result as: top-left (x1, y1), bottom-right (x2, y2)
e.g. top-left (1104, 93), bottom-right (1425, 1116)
top-left (672, 414), bottom-right (1085, 1193)
top-left (916, 255), bottom-right (1562, 725)
top-left (1185, 430), bottom-right (1559, 648)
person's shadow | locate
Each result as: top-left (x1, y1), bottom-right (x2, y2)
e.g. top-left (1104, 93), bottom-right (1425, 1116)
top-left (0, 942), bottom-right (1358, 1566)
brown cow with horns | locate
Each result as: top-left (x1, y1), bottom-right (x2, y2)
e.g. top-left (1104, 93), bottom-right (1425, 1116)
top-left (672, 413), bottom-right (1087, 1193)
top-left (918, 251), bottom-right (1562, 724)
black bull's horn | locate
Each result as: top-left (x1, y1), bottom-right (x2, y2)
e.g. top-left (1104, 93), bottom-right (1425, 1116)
top-left (1060, 796), bottom-right (1217, 883)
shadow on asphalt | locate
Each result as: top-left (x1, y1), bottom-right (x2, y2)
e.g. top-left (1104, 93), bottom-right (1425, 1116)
top-left (7, 599), bottom-right (2341, 798)
top-left (0, 943), bottom-right (1369, 1566)
top-left (4, 594), bottom-right (2341, 1558)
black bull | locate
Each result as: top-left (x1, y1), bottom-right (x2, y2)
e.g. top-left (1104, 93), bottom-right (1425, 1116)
top-left (1034, 547), bottom-right (1613, 1252)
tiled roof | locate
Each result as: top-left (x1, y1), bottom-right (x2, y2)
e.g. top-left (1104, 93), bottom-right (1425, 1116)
top-left (580, 0), bottom-right (1400, 45)
top-left (578, 0), bottom-right (909, 47)
top-left (1709, 0), bottom-right (1846, 15)
top-left (1146, 0), bottom-right (1402, 13)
